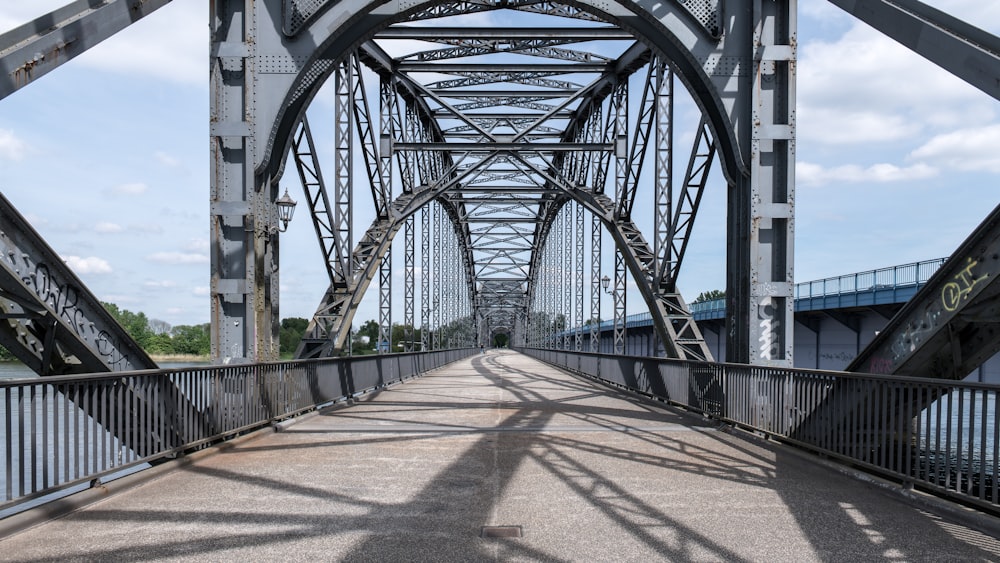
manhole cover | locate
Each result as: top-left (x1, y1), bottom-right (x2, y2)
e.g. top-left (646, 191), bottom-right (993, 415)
top-left (481, 525), bottom-right (523, 538)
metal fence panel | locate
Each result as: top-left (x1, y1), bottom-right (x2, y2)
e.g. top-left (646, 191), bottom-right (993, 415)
top-left (519, 347), bottom-right (999, 513)
top-left (1, 348), bottom-right (476, 512)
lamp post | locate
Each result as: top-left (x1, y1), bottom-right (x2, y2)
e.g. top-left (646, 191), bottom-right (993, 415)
top-left (601, 274), bottom-right (612, 294)
top-left (275, 189), bottom-right (297, 232)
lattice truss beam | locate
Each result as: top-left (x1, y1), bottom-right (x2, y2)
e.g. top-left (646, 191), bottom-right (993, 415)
top-left (284, 1), bottom-right (725, 359)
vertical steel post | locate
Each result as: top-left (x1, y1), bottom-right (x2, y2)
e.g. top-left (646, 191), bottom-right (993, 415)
top-left (612, 79), bottom-right (628, 354)
top-left (653, 62), bottom-right (674, 286)
top-left (334, 57), bottom-right (354, 280)
top-left (210, 0), bottom-right (274, 363)
top-left (743, 0), bottom-right (796, 366)
top-left (421, 204), bottom-right (430, 351)
top-left (575, 201), bottom-right (585, 351)
top-left (590, 212), bottom-right (601, 353)
top-left (433, 203), bottom-right (442, 350)
top-left (614, 248), bottom-right (626, 354)
top-left (563, 208), bottom-right (572, 350)
top-left (404, 215), bottom-right (415, 351)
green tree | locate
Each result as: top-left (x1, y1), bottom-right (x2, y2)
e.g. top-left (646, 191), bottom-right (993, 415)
top-left (280, 317), bottom-right (309, 357)
top-left (171, 324), bottom-right (211, 356)
top-left (391, 323), bottom-right (421, 351)
top-left (692, 290), bottom-right (726, 304)
top-left (103, 302), bottom-right (153, 349)
top-left (356, 319), bottom-right (379, 349)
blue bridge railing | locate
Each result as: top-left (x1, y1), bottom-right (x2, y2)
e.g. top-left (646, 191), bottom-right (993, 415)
top-left (688, 258), bottom-right (948, 319)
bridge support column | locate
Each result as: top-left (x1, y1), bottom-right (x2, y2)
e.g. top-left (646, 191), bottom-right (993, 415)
top-left (210, 0), bottom-right (279, 364)
top-left (728, 0), bottom-right (796, 367)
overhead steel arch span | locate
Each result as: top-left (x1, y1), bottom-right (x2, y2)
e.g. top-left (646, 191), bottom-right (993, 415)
top-left (210, 0), bottom-right (796, 365)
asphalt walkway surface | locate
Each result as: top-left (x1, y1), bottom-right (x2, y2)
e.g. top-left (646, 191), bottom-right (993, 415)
top-left (3, 350), bottom-right (1000, 561)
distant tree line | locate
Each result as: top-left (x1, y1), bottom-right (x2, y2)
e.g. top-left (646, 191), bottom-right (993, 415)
top-left (0, 304), bottom-right (475, 363)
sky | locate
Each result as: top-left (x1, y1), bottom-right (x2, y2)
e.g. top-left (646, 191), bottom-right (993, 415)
top-left (0, 0), bottom-right (997, 330)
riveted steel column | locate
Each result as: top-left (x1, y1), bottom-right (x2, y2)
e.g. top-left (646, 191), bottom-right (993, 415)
top-left (613, 247), bottom-right (626, 354)
top-left (746, 0), bottom-right (796, 366)
top-left (575, 201), bottom-right (585, 351)
top-left (590, 211), bottom-right (601, 352)
top-left (653, 63), bottom-right (673, 286)
top-left (334, 58), bottom-right (353, 281)
top-left (433, 203), bottom-right (442, 350)
top-left (612, 78), bottom-right (628, 354)
top-left (377, 76), bottom-right (393, 354)
top-left (421, 204), bottom-right (430, 351)
top-left (404, 215), bottom-right (415, 351)
top-left (211, 0), bottom-right (271, 363)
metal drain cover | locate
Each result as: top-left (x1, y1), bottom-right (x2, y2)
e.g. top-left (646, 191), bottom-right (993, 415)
top-left (481, 526), bottom-right (523, 538)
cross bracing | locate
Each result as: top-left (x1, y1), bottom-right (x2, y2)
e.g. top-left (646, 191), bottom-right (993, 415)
top-left (0, 0), bottom-right (807, 366)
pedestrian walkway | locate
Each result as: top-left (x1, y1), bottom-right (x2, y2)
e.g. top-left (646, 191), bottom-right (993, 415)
top-left (3, 350), bottom-right (1000, 561)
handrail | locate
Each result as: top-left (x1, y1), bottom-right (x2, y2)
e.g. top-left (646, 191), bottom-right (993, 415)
top-left (0, 348), bottom-right (476, 514)
top-left (688, 257), bottom-right (948, 315)
top-left (520, 347), bottom-right (1000, 515)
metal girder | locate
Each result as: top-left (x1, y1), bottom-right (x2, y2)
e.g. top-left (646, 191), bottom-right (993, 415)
top-left (0, 0), bottom-right (173, 100)
top-left (334, 59), bottom-right (354, 280)
top-left (290, 115), bottom-right (339, 285)
top-left (0, 193), bottom-right (157, 375)
top-left (613, 248), bottom-right (627, 354)
top-left (404, 215), bottom-right (415, 351)
top-left (515, 154), bottom-right (712, 361)
top-left (653, 65), bottom-right (674, 286)
top-left (377, 27), bottom-right (633, 40)
top-left (827, 0), bottom-right (1000, 101)
top-left (615, 60), bottom-right (659, 220)
top-left (849, 204), bottom-right (1000, 378)
top-left (202, 0), bottom-right (794, 365)
top-left (662, 118), bottom-right (716, 289)
top-left (394, 142), bottom-right (610, 151)
top-left (352, 59), bottom-right (391, 220)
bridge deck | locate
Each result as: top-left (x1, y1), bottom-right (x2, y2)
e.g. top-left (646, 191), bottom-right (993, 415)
top-left (4, 351), bottom-right (1000, 561)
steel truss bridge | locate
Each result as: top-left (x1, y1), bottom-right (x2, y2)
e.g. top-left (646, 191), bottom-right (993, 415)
top-left (0, 0), bottom-right (998, 380)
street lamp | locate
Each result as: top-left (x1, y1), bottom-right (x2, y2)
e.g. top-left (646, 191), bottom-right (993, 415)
top-left (275, 189), bottom-right (297, 232)
top-left (601, 274), bottom-right (612, 294)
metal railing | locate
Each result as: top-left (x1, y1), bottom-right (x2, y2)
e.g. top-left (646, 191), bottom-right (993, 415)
top-left (521, 348), bottom-right (999, 514)
top-left (689, 258), bottom-right (949, 315)
top-left (1, 348), bottom-right (475, 512)
top-left (795, 257), bottom-right (946, 299)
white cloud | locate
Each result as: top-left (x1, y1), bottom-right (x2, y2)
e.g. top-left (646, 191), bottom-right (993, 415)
top-left (184, 238), bottom-right (209, 252)
top-left (0, 129), bottom-right (27, 160)
top-left (0, 2), bottom-right (203, 85)
top-left (109, 183), bottom-right (148, 196)
top-left (144, 280), bottom-right (177, 289)
top-left (909, 124), bottom-right (1000, 173)
top-left (797, 108), bottom-right (921, 145)
top-left (128, 223), bottom-right (165, 234)
top-left (797, 21), bottom-right (996, 146)
top-left (147, 252), bottom-right (208, 265)
top-left (94, 222), bottom-right (124, 234)
top-left (63, 255), bottom-right (112, 275)
top-left (193, 286), bottom-right (210, 296)
top-left (72, 1), bottom-right (205, 85)
top-left (797, 162), bottom-right (938, 187)
top-left (154, 150), bottom-right (182, 168)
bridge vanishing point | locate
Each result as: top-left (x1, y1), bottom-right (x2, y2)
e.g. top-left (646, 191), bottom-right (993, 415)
top-left (1, 0), bottom-right (1000, 556)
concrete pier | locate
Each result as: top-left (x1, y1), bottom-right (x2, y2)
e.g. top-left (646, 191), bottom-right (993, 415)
top-left (3, 350), bottom-right (999, 561)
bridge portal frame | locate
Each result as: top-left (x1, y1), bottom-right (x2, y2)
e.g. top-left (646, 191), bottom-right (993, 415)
top-left (209, 0), bottom-right (796, 366)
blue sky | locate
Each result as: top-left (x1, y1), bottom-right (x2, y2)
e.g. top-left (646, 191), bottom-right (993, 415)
top-left (0, 0), bottom-right (997, 329)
